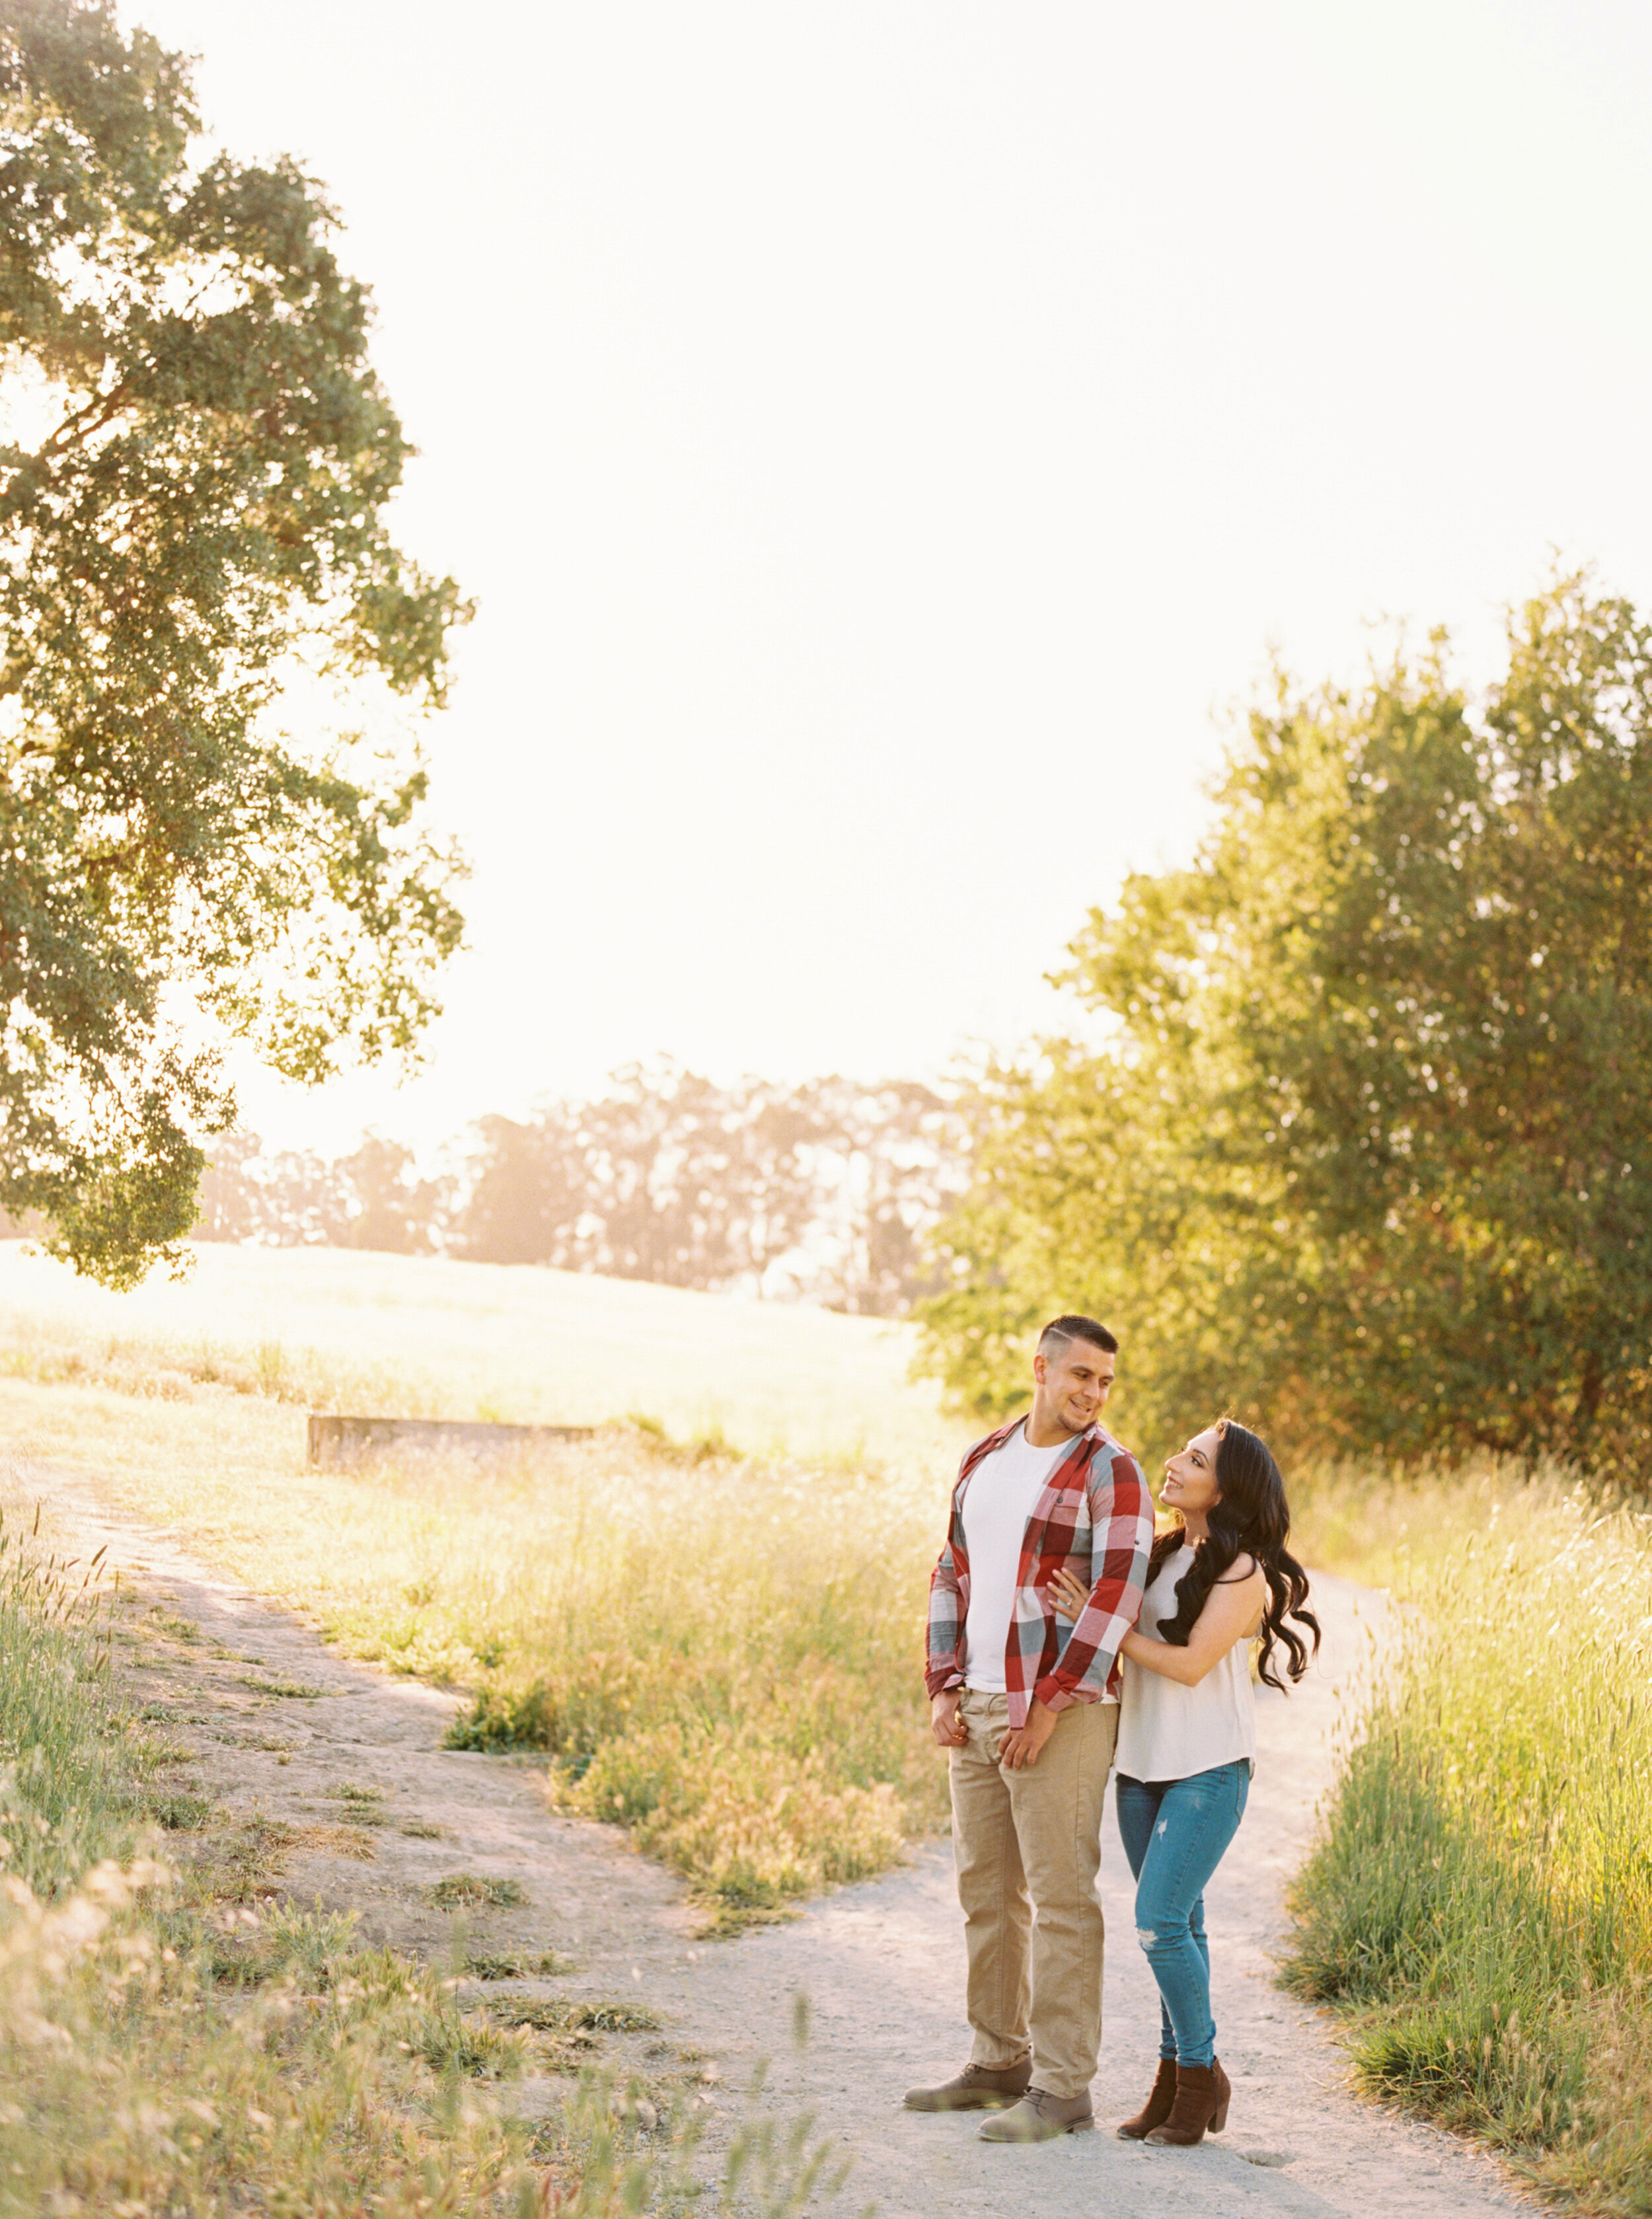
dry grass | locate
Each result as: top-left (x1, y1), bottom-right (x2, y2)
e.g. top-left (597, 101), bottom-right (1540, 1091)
top-left (0, 1237), bottom-right (967, 1468)
top-left (427, 1436), bottom-right (945, 1922)
top-left (0, 1520), bottom-right (543, 2213)
top-left (0, 1371), bottom-right (950, 1925)
top-left (0, 1499), bottom-right (856, 2216)
top-left (1288, 1456), bottom-right (1539, 1591)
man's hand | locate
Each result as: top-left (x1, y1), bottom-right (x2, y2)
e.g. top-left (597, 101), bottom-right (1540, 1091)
top-left (930, 1689), bottom-right (967, 1749)
top-left (998, 1697), bottom-right (1058, 1770)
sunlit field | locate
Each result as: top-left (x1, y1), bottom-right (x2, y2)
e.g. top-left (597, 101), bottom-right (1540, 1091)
top-left (0, 1240), bottom-right (969, 1926)
top-left (0, 1240), bottom-right (969, 1471)
top-left (0, 1376), bottom-right (950, 1926)
top-left (7, 1235), bottom-right (1650, 2208)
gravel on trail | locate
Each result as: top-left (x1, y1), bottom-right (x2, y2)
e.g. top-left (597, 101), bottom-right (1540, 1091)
top-left (20, 1456), bottom-right (1530, 2219)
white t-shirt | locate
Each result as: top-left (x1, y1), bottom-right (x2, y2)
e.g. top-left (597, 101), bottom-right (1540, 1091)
top-left (961, 1421), bottom-right (1069, 1693)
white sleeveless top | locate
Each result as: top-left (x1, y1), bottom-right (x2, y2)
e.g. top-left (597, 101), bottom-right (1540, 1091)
top-left (1113, 1542), bottom-right (1257, 1782)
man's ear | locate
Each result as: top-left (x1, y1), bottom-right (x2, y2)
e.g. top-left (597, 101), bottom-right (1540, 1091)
top-left (1032, 1350), bottom-right (1048, 1386)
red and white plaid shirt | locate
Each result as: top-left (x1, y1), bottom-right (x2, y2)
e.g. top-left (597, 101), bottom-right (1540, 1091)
top-left (925, 1417), bottom-right (1154, 1729)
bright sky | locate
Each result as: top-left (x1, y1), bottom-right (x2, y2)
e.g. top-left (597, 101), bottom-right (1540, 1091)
top-left (130, 0), bottom-right (1652, 1154)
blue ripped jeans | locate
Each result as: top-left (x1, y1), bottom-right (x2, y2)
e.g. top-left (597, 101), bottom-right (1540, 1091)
top-left (1113, 1760), bottom-right (1250, 2068)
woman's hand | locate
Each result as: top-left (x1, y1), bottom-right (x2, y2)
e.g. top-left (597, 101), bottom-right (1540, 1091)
top-left (1045, 1565), bottom-right (1089, 1618)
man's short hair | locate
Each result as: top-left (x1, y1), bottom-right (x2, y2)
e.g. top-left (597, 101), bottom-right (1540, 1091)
top-left (1037, 1314), bottom-right (1118, 1361)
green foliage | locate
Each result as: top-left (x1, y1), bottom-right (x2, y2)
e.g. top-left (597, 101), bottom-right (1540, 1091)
top-left (1284, 1485), bottom-right (1652, 2205)
top-left (0, 1), bottom-right (467, 1286)
top-left (920, 574), bottom-right (1652, 1478)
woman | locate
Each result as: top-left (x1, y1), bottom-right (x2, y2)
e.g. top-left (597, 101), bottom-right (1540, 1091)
top-left (1049, 1417), bottom-right (1319, 2148)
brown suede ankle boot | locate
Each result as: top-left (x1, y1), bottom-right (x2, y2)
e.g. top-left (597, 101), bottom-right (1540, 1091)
top-left (1115, 2058), bottom-right (1178, 2140)
top-left (1145, 2056), bottom-right (1231, 2145)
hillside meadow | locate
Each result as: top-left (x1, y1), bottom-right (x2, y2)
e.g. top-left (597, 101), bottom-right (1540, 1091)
top-left (0, 1239), bottom-right (967, 1470)
top-left (2, 1238), bottom-right (1649, 2208)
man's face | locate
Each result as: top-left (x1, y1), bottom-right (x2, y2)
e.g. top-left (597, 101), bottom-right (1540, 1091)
top-left (1032, 1337), bottom-right (1115, 1437)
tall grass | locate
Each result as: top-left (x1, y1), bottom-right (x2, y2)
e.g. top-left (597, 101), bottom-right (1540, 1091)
top-left (0, 1281), bottom-right (963, 1933)
top-left (0, 1507), bottom-right (130, 1895)
top-left (0, 1497), bottom-right (854, 2214)
top-left (331, 1433), bottom-right (947, 1925)
top-left (0, 1351), bottom-right (952, 1928)
top-left (1285, 1480), bottom-right (1652, 2212)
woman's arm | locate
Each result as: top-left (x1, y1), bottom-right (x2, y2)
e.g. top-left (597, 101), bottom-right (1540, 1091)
top-left (1119, 1560), bottom-right (1264, 1686)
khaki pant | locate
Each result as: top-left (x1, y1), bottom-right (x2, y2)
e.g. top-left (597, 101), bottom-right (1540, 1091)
top-left (949, 1688), bottom-right (1116, 2101)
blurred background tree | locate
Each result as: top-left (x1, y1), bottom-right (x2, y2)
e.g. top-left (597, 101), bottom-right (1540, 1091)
top-left (196, 1063), bottom-right (970, 1316)
top-left (448, 1065), bottom-right (967, 1310)
top-left (919, 574), bottom-right (1652, 1480)
top-left (0, 0), bottom-right (468, 1286)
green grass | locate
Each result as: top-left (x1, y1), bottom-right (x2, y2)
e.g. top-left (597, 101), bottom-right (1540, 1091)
top-left (1285, 1476), bottom-right (1652, 2212)
top-left (0, 1493), bottom-right (854, 2214)
top-left (127, 1787), bottom-right (215, 1832)
top-left (430, 1873), bottom-right (529, 1910)
top-left (236, 1672), bottom-right (332, 1699)
top-left (466, 1949), bottom-right (573, 1980)
top-left (0, 1517), bottom-right (130, 1896)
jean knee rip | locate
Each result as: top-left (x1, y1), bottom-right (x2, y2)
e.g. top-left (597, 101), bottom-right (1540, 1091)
top-left (1137, 1922), bottom-right (1184, 1956)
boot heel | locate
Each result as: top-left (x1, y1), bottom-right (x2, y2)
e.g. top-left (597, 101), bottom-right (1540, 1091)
top-left (1209, 2056), bottom-right (1231, 2132)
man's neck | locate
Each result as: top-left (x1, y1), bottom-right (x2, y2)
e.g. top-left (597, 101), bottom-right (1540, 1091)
top-left (1024, 1411), bottom-right (1084, 1449)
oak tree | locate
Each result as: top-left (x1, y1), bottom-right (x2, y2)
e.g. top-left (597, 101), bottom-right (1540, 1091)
top-left (921, 576), bottom-right (1652, 1481)
top-left (0, 1), bottom-right (467, 1283)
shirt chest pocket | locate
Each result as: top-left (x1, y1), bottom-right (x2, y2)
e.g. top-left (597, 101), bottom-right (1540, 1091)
top-left (1037, 1487), bottom-right (1094, 1561)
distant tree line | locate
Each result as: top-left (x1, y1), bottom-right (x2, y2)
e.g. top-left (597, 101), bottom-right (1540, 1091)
top-left (918, 575), bottom-right (1652, 1482)
top-left (194, 1063), bottom-right (968, 1316)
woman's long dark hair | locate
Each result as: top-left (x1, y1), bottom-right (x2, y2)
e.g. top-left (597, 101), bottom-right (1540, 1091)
top-left (1150, 1419), bottom-right (1321, 1692)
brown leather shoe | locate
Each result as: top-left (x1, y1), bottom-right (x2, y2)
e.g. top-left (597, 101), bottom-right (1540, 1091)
top-left (977, 2087), bottom-right (1096, 2141)
top-left (1115, 2057), bottom-right (1178, 2139)
top-left (1145, 2057), bottom-right (1231, 2146)
top-left (903, 2059), bottom-right (1032, 2111)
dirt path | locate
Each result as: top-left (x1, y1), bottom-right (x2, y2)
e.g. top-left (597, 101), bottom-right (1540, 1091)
top-left (23, 1454), bottom-right (1528, 2219)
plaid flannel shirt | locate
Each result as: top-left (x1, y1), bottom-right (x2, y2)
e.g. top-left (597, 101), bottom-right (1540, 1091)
top-left (925, 1417), bottom-right (1154, 1729)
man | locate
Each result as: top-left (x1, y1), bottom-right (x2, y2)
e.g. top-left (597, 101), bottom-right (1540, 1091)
top-left (905, 1314), bottom-right (1154, 2142)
